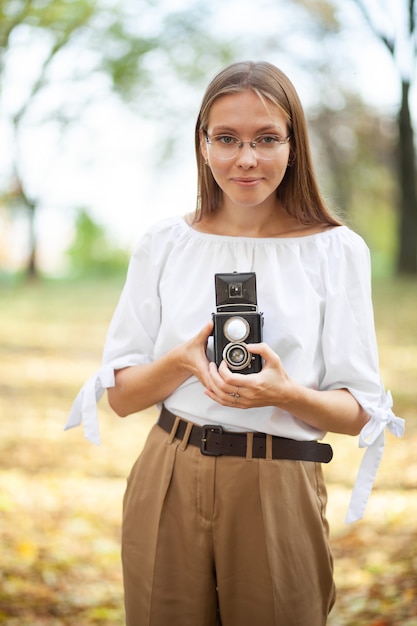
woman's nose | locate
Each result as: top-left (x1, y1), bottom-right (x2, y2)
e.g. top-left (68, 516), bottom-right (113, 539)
top-left (235, 143), bottom-right (258, 167)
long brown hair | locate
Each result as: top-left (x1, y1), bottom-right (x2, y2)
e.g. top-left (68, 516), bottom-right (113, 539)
top-left (194, 61), bottom-right (342, 226)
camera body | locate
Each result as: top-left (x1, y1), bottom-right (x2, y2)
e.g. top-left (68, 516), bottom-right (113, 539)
top-left (212, 272), bottom-right (263, 374)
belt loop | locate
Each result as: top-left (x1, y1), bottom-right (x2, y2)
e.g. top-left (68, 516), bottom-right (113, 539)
top-left (179, 421), bottom-right (193, 451)
top-left (266, 434), bottom-right (273, 461)
top-left (246, 432), bottom-right (254, 461)
top-left (167, 415), bottom-right (181, 445)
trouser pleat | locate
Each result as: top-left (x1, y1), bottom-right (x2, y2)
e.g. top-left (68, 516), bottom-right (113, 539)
top-left (122, 423), bottom-right (335, 626)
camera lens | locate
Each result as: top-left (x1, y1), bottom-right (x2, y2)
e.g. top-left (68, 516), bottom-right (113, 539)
top-left (223, 343), bottom-right (252, 370)
top-left (229, 347), bottom-right (246, 364)
top-left (223, 316), bottom-right (250, 342)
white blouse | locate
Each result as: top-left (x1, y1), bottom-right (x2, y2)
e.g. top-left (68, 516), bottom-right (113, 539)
top-left (65, 216), bottom-right (404, 522)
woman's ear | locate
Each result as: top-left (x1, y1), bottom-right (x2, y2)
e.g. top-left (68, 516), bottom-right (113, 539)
top-left (287, 147), bottom-right (296, 168)
top-left (199, 130), bottom-right (208, 163)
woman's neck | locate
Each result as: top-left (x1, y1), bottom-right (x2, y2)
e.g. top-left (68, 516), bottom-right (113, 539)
top-left (187, 204), bottom-right (330, 238)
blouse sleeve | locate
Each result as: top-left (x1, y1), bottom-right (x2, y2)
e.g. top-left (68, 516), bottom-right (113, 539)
top-left (320, 232), bottom-right (404, 523)
top-left (64, 234), bottom-right (161, 445)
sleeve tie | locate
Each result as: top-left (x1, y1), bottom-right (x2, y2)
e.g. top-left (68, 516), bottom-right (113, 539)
top-left (345, 391), bottom-right (405, 523)
top-left (64, 367), bottom-right (116, 446)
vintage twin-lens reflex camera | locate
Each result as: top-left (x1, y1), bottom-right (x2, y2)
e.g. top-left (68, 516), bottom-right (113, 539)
top-left (212, 272), bottom-right (263, 374)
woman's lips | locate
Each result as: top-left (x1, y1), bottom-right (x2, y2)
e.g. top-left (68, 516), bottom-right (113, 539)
top-left (231, 177), bottom-right (262, 187)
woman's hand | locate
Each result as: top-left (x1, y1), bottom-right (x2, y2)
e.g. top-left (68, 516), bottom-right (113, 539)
top-left (109, 321), bottom-right (214, 417)
top-left (204, 340), bottom-right (369, 436)
top-left (204, 342), bottom-right (292, 409)
top-left (177, 320), bottom-right (214, 389)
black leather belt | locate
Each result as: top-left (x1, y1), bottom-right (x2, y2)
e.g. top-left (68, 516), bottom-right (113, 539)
top-left (158, 407), bottom-right (333, 463)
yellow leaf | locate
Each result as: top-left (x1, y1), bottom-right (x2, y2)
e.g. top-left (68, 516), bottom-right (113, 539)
top-left (17, 540), bottom-right (38, 561)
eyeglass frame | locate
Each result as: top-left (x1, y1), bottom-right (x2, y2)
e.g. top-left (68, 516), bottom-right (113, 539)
top-left (203, 130), bottom-right (291, 160)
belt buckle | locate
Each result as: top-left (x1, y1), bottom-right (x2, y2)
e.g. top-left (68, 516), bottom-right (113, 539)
top-left (201, 425), bottom-right (223, 456)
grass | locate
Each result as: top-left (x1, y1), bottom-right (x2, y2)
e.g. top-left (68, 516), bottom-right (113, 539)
top-left (0, 275), bottom-right (416, 625)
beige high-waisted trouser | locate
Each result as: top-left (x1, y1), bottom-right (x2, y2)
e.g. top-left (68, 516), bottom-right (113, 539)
top-left (122, 421), bottom-right (336, 626)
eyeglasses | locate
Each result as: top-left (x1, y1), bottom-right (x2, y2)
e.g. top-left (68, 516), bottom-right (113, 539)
top-left (204, 132), bottom-right (291, 160)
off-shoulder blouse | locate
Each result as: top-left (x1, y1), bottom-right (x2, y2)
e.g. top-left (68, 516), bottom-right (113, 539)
top-left (66, 216), bottom-right (404, 522)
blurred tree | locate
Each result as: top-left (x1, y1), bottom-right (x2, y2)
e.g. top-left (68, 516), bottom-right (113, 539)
top-left (0, 0), bottom-right (234, 280)
top-left (311, 95), bottom-right (398, 273)
top-left (2, 0), bottom-right (413, 279)
top-left (66, 208), bottom-right (129, 276)
top-left (351, 0), bottom-right (417, 274)
top-left (311, 93), bottom-right (396, 208)
top-left (290, 0), bottom-right (416, 274)
top-left (0, 0), bottom-right (96, 279)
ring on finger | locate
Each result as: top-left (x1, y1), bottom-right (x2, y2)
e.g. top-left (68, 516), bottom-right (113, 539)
top-left (229, 386), bottom-right (240, 399)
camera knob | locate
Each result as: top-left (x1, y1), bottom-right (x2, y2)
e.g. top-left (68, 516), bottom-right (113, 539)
top-left (224, 316), bottom-right (249, 342)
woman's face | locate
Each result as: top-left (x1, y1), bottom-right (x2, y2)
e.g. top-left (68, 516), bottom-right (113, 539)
top-left (201, 90), bottom-right (291, 214)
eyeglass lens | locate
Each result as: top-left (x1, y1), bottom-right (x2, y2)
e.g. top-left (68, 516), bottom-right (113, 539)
top-left (206, 136), bottom-right (289, 160)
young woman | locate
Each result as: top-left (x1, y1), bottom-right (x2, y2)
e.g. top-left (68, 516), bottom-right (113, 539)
top-left (66, 61), bottom-right (404, 626)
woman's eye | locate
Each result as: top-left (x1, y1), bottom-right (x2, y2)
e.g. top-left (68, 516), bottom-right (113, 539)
top-left (258, 135), bottom-right (280, 144)
top-left (217, 136), bottom-right (238, 145)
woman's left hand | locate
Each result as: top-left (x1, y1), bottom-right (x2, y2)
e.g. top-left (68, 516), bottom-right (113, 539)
top-left (204, 342), bottom-right (295, 409)
top-left (205, 341), bottom-right (371, 436)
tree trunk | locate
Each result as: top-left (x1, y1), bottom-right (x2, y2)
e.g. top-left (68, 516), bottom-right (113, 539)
top-left (397, 79), bottom-right (417, 274)
top-left (26, 202), bottom-right (38, 281)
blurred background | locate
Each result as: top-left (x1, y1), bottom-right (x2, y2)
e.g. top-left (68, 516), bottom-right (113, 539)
top-left (1, 0), bottom-right (416, 279)
top-left (0, 0), bottom-right (416, 624)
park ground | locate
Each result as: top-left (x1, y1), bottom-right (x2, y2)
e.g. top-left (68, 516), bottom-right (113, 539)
top-left (0, 276), bottom-right (416, 625)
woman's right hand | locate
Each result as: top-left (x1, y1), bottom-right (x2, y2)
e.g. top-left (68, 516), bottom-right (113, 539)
top-left (108, 320), bottom-right (214, 417)
top-left (177, 320), bottom-right (214, 389)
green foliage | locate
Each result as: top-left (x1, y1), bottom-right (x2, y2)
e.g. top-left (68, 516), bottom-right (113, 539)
top-left (0, 0), bottom-right (234, 110)
top-left (0, 0), bottom-right (97, 69)
top-left (0, 0), bottom-right (236, 280)
top-left (66, 209), bottom-right (129, 277)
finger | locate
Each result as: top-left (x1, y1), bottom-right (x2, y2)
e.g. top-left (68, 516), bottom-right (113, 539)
top-left (245, 341), bottom-right (268, 355)
top-left (207, 362), bottom-right (242, 400)
top-left (199, 320), bottom-right (214, 341)
top-left (208, 361), bottom-right (233, 394)
top-left (217, 360), bottom-right (248, 385)
top-left (211, 359), bottom-right (244, 377)
top-left (204, 388), bottom-right (233, 406)
top-left (204, 385), bottom-right (243, 407)
top-left (245, 342), bottom-right (280, 366)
